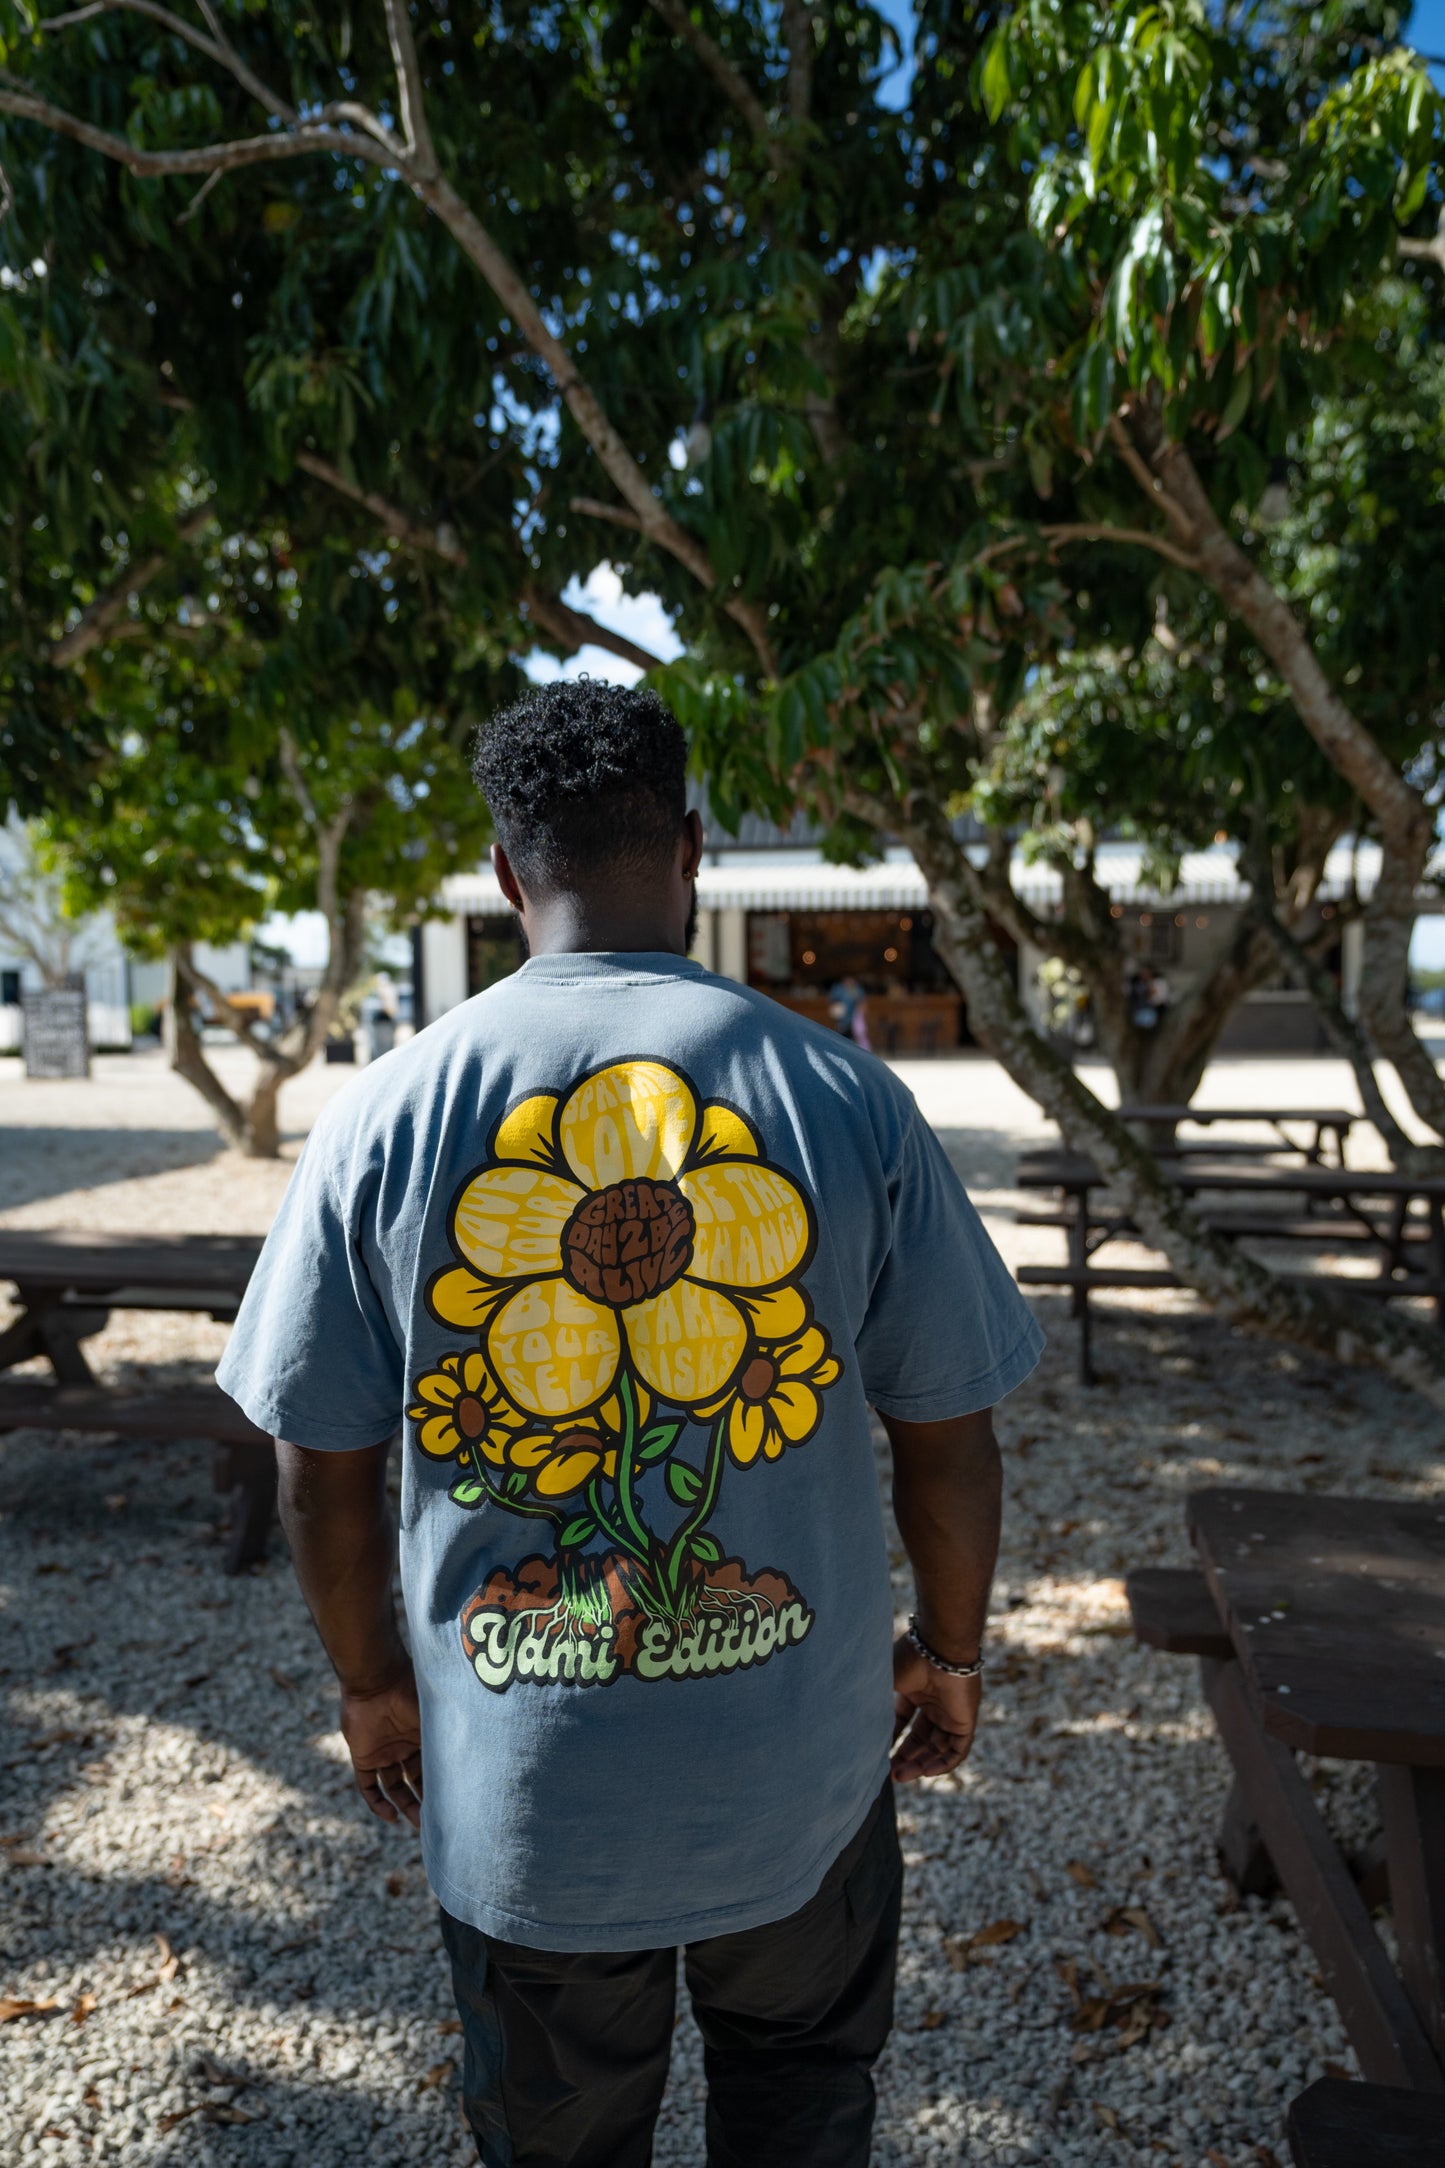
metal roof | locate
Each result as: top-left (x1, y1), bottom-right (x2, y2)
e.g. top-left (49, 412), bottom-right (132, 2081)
top-left (440, 838), bottom-right (1395, 919)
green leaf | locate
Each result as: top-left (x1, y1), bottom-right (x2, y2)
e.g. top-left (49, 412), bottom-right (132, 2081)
top-left (504, 1468), bottom-right (530, 1501)
top-left (450, 1479), bottom-right (485, 1507)
top-left (1216, 356), bottom-right (1253, 441)
top-left (638, 1421), bottom-right (683, 1464)
top-left (690, 1533), bottom-right (722, 1565)
top-left (666, 1460), bottom-right (704, 1506)
top-left (981, 34), bottom-right (1012, 124)
top-left (559, 1514), bottom-right (596, 1548)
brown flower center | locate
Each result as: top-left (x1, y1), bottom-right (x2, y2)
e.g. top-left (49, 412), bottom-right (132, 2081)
top-left (739, 1355), bottom-right (779, 1403)
top-left (455, 1394), bottom-right (490, 1441)
top-left (561, 1177), bottom-right (695, 1309)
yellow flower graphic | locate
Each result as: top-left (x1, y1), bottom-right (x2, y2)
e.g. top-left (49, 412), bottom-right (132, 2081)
top-left (700, 1323), bottom-right (842, 1468)
top-left (498, 1381), bottom-right (653, 1500)
top-left (407, 1351), bottom-right (527, 1467)
top-left (427, 1060), bottom-right (816, 1421)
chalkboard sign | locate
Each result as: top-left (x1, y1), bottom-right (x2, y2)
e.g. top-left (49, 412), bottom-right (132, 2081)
top-left (22, 988), bottom-right (90, 1079)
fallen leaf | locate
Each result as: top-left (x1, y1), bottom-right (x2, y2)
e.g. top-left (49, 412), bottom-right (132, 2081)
top-left (1093, 2102), bottom-right (1120, 2132)
top-left (71, 1992), bottom-right (97, 2026)
top-left (438, 2018), bottom-right (463, 2035)
top-left (83, 2088), bottom-right (101, 2110)
top-left (419, 2061), bottom-right (454, 2091)
top-left (1255, 2148), bottom-right (1282, 2168)
top-left (157, 2106), bottom-right (203, 2133)
top-left (5, 1847), bottom-right (51, 1867)
top-left (917, 2010), bottom-right (946, 2030)
top-left (944, 1917), bottom-right (1027, 1969)
top-left (1204, 2151), bottom-right (1231, 2167)
top-left (1100, 1904), bottom-right (1161, 1948)
top-left (386, 1871), bottom-right (405, 1898)
top-left (1324, 2060), bottom-right (1351, 2080)
top-left (270, 1668), bottom-right (299, 1693)
top-left (0, 1995), bottom-right (62, 2022)
top-left (1066, 1860), bottom-right (1098, 1889)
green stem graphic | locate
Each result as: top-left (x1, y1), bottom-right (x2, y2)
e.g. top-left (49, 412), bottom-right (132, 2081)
top-left (612, 1370), bottom-right (654, 1561)
top-left (661, 1409), bottom-right (730, 1602)
top-left (585, 1475), bottom-right (648, 1565)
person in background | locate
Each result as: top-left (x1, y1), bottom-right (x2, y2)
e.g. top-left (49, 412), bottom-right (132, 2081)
top-left (218, 682), bottom-right (1042, 2168)
top-left (828, 971), bottom-right (872, 1050)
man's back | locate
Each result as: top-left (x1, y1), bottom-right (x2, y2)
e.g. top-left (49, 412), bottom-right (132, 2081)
top-left (220, 951), bottom-right (1039, 1947)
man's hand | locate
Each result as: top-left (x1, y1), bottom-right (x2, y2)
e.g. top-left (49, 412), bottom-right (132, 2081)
top-left (339, 1660), bottom-right (424, 1829)
top-left (890, 1633), bottom-right (982, 1783)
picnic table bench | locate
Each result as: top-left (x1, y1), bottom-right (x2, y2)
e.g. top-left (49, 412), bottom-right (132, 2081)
top-left (0, 1232), bottom-right (273, 1572)
top-left (1127, 1488), bottom-right (1445, 2095)
top-left (1115, 1104), bottom-right (1357, 1165)
top-left (1286, 2076), bottom-right (1445, 2164)
top-left (1015, 1153), bottom-right (1445, 1381)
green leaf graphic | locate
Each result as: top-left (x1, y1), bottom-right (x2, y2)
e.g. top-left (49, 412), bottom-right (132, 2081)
top-left (451, 1479), bottom-right (485, 1507)
top-left (559, 1514), bottom-right (597, 1548)
top-left (665, 1460), bottom-right (704, 1506)
top-left (638, 1422), bottom-right (683, 1464)
top-left (690, 1533), bottom-right (722, 1565)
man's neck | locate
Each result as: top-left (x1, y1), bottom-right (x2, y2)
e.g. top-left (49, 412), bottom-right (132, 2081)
top-left (520, 893), bottom-right (685, 959)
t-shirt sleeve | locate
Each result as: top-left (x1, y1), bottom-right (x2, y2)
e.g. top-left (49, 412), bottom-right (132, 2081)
top-left (855, 1110), bottom-right (1044, 1420)
top-left (215, 1119), bottom-right (403, 1452)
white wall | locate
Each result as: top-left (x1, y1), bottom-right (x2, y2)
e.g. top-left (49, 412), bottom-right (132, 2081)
top-left (715, 907), bottom-right (747, 984)
top-left (421, 917), bottom-right (468, 1022)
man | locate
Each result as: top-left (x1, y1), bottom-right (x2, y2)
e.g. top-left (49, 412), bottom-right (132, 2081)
top-left (218, 682), bottom-right (1042, 2168)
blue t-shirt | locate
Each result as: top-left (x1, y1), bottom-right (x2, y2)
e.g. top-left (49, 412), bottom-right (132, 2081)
top-left (217, 953), bottom-right (1042, 1950)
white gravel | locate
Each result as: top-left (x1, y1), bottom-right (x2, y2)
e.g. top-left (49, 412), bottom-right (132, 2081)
top-left (2, 1045), bottom-right (1441, 2166)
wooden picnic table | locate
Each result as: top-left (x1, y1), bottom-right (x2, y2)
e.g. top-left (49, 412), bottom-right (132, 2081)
top-left (0, 1231), bottom-right (274, 1571)
top-left (1127, 1488), bottom-right (1445, 2094)
top-left (1114, 1104), bottom-right (1357, 1165)
top-left (1015, 1153), bottom-right (1445, 1380)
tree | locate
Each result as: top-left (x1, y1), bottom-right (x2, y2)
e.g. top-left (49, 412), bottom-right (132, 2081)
top-left (41, 492), bottom-right (505, 1152)
top-left (3, 1), bottom-right (1444, 1395)
top-left (0, 812), bottom-right (110, 987)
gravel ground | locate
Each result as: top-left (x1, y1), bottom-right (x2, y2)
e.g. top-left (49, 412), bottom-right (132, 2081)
top-left (2, 1046), bottom-right (1441, 2166)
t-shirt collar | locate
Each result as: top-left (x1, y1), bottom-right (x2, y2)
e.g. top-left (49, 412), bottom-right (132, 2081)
top-left (515, 950), bottom-right (706, 986)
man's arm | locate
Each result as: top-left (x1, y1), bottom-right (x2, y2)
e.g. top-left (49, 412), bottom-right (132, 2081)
top-left (882, 1407), bottom-right (1002, 1784)
top-left (275, 1439), bottom-right (424, 1830)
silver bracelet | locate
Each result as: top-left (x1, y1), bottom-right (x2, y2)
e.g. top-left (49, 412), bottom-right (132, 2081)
top-left (906, 1615), bottom-right (984, 1678)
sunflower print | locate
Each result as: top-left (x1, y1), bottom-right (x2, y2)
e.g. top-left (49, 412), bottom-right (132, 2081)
top-left (699, 1321), bottom-right (842, 1469)
top-left (426, 1059), bottom-right (816, 1421)
top-left (407, 1350), bottom-right (526, 1468)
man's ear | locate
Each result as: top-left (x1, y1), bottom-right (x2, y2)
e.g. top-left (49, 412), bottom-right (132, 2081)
top-left (680, 809), bottom-right (705, 880)
top-left (491, 841), bottom-right (524, 909)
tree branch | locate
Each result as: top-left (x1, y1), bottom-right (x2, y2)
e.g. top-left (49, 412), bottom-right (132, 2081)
top-left (646, 0), bottom-right (771, 144)
top-left (1040, 520), bottom-right (1200, 572)
top-left (1106, 413), bottom-right (1200, 549)
top-left (0, 84), bottom-right (390, 177)
top-left (50, 507), bottom-right (212, 665)
top-left (781, 1), bottom-right (814, 126)
top-left (1398, 208), bottom-right (1445, 269)
top-left (571, 495), bottom-right (645, 533)
top-left (382, 0), bottom-right (438, 177)
top-left (292, 450), bottom-right (466, 564)
top-left (4, 30), bottom-right (780, 675)
top-left (520, 584), bottom-right (665, 673)
top-left (39, 0), bottom-right (298, 123)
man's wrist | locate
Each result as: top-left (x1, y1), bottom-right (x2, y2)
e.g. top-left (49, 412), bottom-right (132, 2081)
top-left (336, 1641), bottom-right (412, 1700)
top-left (909, 1610), bottom-right (984, 1670)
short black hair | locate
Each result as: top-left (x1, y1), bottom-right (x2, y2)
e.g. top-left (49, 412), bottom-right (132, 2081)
top-left (472, 680), bottom-right (688, 892)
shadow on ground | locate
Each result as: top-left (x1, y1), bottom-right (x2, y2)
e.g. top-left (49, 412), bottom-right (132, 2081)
top-left (0, 1128), bottom-right (223, 1213)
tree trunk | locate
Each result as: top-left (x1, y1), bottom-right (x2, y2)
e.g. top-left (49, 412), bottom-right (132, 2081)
top-left (889, 805), bottom-right (1445, 1407)
top-left (170, 945), bottom-right (299, 1159)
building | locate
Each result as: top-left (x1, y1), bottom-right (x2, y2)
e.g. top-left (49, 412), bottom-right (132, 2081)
top-left (414, 817), bottom-right (1389, 1054)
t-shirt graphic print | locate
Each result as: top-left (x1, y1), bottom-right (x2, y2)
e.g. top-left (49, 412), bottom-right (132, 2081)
top-left (408, 1056), bottom-right (840, 1696)
top-left (216, 951), bottom-right (1043, 1950)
